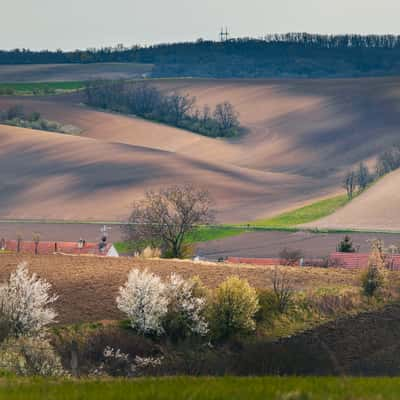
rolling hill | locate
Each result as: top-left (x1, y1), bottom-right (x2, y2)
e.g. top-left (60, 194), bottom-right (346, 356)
top-left (0, 124), bottom-right (319, 222)
top-left (0, 63), bottom-right (153, 82)
top-left (1, 76), bottom-right (400, 223)
top-left (303, 169), bottom-right (400, 232)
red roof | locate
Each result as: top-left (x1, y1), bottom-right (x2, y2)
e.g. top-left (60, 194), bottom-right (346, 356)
top-left (2, 240), bottom-right (113, 256)
top-left (330, 252), bottom-right (400, 270)
top-left (227, 253), bottom-right (400, 271)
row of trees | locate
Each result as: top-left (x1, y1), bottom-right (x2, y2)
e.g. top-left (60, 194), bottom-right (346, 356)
top-left (0, 105), bottom-right (80, 135)
top-left (343, 144), bottom-right (400, 199)
top-left (85, 81), bottom-right (242, 138)
top-left (343, 162), bottom-right (373, 199)
top-left (4, 35), bottom-right (400, 77)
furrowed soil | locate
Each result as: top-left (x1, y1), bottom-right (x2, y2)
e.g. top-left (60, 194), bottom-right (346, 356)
top-left (0, 254), bottom-right (360, 324)
top-left (2, 76), bottom-right (400, 224)
top-left (0, 63), bottom-right (153, 82)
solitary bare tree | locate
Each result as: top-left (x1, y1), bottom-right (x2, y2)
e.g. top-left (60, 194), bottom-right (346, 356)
top-left (123, 185), bottom-right (214, 258)
top-left (33, 234), bottom-right (40, 255)
top-left (343, 171), bottom-right (357, 199)
top-left (271, 267), bottom-right (294, 314)
top-left (16, 234), bottom-right (23, 253)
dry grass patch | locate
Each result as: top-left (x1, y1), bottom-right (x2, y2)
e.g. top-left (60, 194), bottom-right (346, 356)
top-left (0, 254), bottom-right (373, 325)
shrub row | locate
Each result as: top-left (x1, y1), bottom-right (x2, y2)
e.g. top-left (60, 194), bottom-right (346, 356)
top-left (85, 81), bottom-right (243, 138)
top-left (0, 105), bottom-right (81, 134)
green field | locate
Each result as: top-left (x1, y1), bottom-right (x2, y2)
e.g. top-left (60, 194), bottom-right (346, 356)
top-left (0, 81), bottom-right (85, 95)
top-left (115, 195), bottom-right (352, 252)
top-left (185, 226), bottom-right (246, 243)
top-left (248, 195), bottom-right (349, 228)
top-left (3, 376), bottom-right (400, 400)
top-left (114, 226), bottom-right (246, 253)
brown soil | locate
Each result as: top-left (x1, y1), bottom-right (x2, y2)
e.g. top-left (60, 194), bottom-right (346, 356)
top-left (2, 77), bottom-right (400, 225)
top-left (0, 124), bottom-right (301, 222)
top-left (197, 230), bottom-right (400, 259)
top-left (0, 63), bottom-right (153, 82)
top-left (0, 254), bottom-right (360, 325)
top-left (304, 168), bottom-right (400, 231)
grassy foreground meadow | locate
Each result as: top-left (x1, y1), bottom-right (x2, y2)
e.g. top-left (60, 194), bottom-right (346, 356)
top-left (3, 376), bottom-right (400, 400)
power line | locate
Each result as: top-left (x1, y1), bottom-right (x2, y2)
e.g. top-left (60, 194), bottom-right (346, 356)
top-left (220, 27), bottom-right (229, 42)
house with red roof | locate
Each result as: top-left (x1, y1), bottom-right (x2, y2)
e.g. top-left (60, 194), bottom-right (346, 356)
top-left (329, 252), bottom-right (400, 270)
top-left (0, 239), bottom-right (119, 257)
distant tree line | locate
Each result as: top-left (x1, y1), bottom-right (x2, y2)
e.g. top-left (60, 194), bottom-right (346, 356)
top-left (85, 81), bottom-right (242, 137)
top-left (4, 34), bottom-right (400, 77)
top-left (343, 144), bottom-right (400, 199)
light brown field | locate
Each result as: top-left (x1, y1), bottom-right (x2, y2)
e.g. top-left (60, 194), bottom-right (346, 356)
top-left (0, 254), bottom-right (361, 324)
top-left (1, 77), bottom-right (400, 223)
top-left (0, 123), bottom-right (318, 222)
top-left (304, 169), bottom-right (400, 231)
top-left (0, 63), bottom-right (153, 82)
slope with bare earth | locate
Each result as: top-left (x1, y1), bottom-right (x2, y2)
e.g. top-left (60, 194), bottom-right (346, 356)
top-left (0, 124), bottom-right (322, 222)
top-left (302, 169), bottom-right (400, 231)
top-left (2, 77), bottom-right (400, 223)
top-left (4, 77), bottom-right (400, 177)
top-left (0, 254), bottom-right (360, 324)
top-left (0, 63), bottom-right (153, 82)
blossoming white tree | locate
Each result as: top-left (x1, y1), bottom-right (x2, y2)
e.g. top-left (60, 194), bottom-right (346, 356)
top-left (116, 269), bottom-right (168, 335)
top-left (0, 262), bottom-right (58, 337)
top-left (164, 273), bottom-right (208, 338)
top-left (117, 269), bottom-right (208, 338)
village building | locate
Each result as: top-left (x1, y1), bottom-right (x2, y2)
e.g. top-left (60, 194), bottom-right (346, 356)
top-left (1, 239), bottom-right (119, 257)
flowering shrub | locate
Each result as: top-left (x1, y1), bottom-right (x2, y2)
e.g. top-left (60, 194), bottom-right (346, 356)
top-left (209, 276), bottom-right (259, 340)
top-left (164, 273), bottom-right (208, 340)
top-left (0, 336), bottom-right (65, 376)
top-left (92, 346), bottom-right (163, 377)
top-left (117, 269), bottom-right (168, 335)
top-left (117, 269), bottom-right (208, 339)
top-left (0, 262), bottom-right (58, 337)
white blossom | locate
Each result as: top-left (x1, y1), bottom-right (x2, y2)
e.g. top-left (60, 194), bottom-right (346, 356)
top-left (116, 269), bottom-right (168, 335)
top-left (0, 262), bottom-right (58, 337)
top-left (166, 273), bottom-right (208, 336)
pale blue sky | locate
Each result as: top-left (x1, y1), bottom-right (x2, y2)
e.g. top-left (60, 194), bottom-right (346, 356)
top-left (2, 0), bottom-right (400, 50)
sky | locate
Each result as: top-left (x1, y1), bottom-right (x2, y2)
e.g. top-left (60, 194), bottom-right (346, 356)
top-left (2, 0), bottom-right (400, 50)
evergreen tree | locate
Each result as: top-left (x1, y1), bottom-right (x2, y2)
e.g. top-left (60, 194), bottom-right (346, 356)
top-left (337, 235), bottom-right (356, 253)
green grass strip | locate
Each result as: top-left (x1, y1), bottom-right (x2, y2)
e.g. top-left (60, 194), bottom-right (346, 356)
top-left (184, 226), bottom-right (246, 243)
top-left (247, 194), bottom-right (349, 228)
top-left (0, 81), bottom-right (86, 95)
top-left (115, 226), bottom-right (246, 253)
top-left (3, 376), bottom-right (400, 399)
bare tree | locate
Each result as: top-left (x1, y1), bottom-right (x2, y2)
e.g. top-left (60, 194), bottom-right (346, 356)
top-left (343, 171), bottom-right (357, 199)
top-left (16, 234), bottom-right (23, 253)
top-left (33, 234), bottom-right (40, 255)
top-left (127, 83), bottom-right (162, 116)
top-left (357, 162), bottom-right (372, 191)
top-left (123, 185), bottom-right (215, 258)
top-left (213, 102), bottom-right (240, 133)
top-left (163, 93), bottom-right (196, 125)
top-left (279, 248), bottom-right (303, 266)
top-left (271, 267), bottom-right (294, 314)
